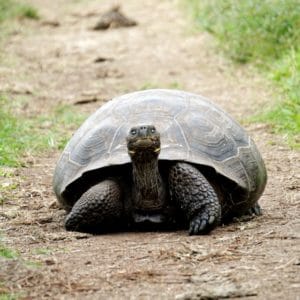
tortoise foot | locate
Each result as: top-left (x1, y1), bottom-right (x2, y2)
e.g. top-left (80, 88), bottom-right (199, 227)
top-left (189, 208), bottom-right (220, 235)
top-left (65, 179), bottom-right (123, 233)
top-left (169, 162), bottom-right (221, 235)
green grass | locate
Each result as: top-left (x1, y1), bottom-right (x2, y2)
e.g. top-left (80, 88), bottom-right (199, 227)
top-left (186, 0), bottom-right (300, 64)
top-left (184, 0), bottom-right (300, 148)
top-left (0, 0), bottom-right (39, 23)
top-left (0, 242), bottom-right (19, 300)
top-left (0, 95), bottom-right (86, 167)
top-left (0, 0), bottom-right (39, 46)
top-left (0, 244), bottom-right (18, 259)
top-left (0, 293), bottom-right (18, 300)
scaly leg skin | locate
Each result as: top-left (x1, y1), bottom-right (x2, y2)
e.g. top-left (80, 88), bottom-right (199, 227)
top-left (65, 179), bottom-right (123, 233)
top-left (169, 162), bottom-right (221, 235)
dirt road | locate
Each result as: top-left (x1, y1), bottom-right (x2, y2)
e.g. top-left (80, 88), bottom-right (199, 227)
top-left (1, 0), bottom-right (299, 299)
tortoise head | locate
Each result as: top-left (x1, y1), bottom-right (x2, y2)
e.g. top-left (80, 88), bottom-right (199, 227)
top-left (126, 125), bottom-right (161, 159)
top-left (126, 125), bottom-right (166, 222)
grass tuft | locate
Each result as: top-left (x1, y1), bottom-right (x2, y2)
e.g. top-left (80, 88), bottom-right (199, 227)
top-left (0, 292), bottom-right (18, 300)
top-left (0, 244), bottom-right (18, 259)
top-left (0, 0), bottom-right (39, 23)
top-left (19, 5), bottom-right (39, 20)
top-left (0, 95), bottom-right (86, 167)
top-left (184, 0), bottom-right (300, 148)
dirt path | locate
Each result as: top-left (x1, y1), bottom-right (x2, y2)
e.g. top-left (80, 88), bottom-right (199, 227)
top-left (1, 0), bottom-right (299, 299)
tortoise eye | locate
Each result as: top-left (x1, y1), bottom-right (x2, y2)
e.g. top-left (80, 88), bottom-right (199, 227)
top-left (150, 128), bottom-right (156, 133)
top-left (130, 129), bottom-right (137, 135)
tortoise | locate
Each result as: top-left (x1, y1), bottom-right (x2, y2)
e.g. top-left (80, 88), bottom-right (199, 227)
top-left (53, 89), bottom-right (267, 235)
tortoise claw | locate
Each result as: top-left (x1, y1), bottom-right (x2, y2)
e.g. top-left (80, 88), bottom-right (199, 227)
top-left (189, 213), bottom-right (218, 235)
top-left (247, 203), bottom-right (262, 216)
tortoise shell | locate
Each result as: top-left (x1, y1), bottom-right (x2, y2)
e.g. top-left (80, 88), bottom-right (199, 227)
top-left (53, 89), bottom-right (267, 209)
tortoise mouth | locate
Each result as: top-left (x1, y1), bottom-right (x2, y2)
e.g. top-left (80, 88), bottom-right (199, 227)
top-left (128, 138), bottom-right (160, 156)
top-left (134, 137), bottom-right (158, 148)
top-left (128, 137), bottom-right (160, 155)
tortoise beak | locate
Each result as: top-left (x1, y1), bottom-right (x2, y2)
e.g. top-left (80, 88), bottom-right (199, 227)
top-left (134, 138), bottom-right (154, 148)
top-left (128, 137), bottom-right (161, 155)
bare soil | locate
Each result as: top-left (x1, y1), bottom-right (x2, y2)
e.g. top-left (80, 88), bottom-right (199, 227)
top-left (0, 0), bottom-right (299, 299)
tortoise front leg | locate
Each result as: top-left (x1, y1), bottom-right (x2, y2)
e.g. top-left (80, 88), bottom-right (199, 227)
top-left (65, 179), bottom-right (123, 233)
top-left (169, 162), bottom-right (221, 235)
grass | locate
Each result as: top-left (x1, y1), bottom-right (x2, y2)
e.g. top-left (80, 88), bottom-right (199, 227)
top-left (0, 238), bottom-right (19, 259)
top-left (0, 0), bottom-right (39, 44)
top-left (0, 168), bottom-right (18, 205)
top-left (0, 245), bottom-right (18, 259)
top-left (0, 242), bottom-right (19, 300)
top-left (184, 0), bottom-right (300, 148)
top-left (0, 95), bottom-right (86, 167)
top-left (0, 293), bottom-right (18, 300)
top-left (0, 182), bottom-right (18, 205)
top-left (0, 0), bottom-right (39, 23)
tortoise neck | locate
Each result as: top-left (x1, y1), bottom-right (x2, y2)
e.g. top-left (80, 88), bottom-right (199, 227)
top-left (131, 152), bottom-right (165, 211)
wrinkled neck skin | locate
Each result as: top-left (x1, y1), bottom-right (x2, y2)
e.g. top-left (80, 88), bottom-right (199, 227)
top-left (131, 151), bottom-right (166, 211)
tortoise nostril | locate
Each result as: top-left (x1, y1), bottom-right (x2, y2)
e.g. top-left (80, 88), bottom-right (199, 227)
top-left (139, 126), bottom-right (148, 136)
